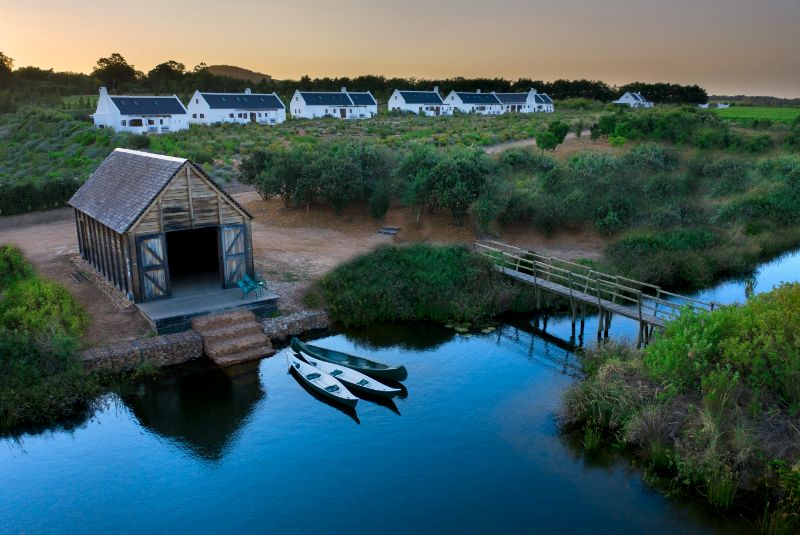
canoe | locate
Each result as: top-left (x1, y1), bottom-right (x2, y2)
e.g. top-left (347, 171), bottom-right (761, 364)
top-left (298, 351), bottom-right (402, 398)
top-left (290, 338), bottom-right (408, 382)
top-left (285, 350), bottom-right (358, 409)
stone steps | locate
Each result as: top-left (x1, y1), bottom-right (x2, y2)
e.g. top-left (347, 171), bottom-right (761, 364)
top-left (192, 310), bottom-right (273, 367)
top-left (202, 322), bottom-right (264, 346)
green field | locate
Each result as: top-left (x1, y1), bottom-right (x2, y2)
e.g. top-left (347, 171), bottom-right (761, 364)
top-left (714, 105), bottom-right (800, 123)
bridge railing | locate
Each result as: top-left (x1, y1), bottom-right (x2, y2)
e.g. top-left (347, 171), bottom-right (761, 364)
top-left (474, 241), bottom-right (717, 322)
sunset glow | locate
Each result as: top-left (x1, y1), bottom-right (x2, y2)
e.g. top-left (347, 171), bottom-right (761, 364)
top-left (2, 0), bottom-right (799, 96)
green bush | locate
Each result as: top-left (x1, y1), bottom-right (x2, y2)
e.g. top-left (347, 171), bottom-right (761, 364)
top-left (645, 283), bottom-right (800, 406)
top-left (0, 277), bottom-right (88, 337)
top-left (0, 244), bottom-right (34, 289)
top-left (316, 244), bottom-right (535, 326)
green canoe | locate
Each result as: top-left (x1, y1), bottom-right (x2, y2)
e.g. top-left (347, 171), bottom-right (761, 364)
top-left (290, 337), bottom-right (408, 382)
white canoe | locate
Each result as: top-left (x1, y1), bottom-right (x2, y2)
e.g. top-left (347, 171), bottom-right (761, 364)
top-left (285, 350), bottom-right (358, 409)
top-left (297, 350), bottom-right (402, 399)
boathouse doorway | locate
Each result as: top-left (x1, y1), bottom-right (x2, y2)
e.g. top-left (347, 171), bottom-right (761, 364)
top-left (165, 226), bottom-right (221, 295)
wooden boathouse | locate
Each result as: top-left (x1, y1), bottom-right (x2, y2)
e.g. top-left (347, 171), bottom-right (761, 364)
top-left (69, 148), bottom-right (276, 332)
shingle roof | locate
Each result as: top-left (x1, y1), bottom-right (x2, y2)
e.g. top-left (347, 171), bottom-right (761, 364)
top-left (110, 96), bottom-right (187, 116)
top-left (495, 93), bottom-right (529, 104)
top-left (299, 92), bottom-right (354, 106)
top-left (69, 149), bottom-right (250, 234)
top-left (455, 92), bottom-right (502, 105)
top-left (201, 93), bottom-right (285, 110)
top-left (397, 91), bottom-right (444, 105)
top-left (348, 92), bottom-right (376, 106)
top-left (534, 93), bottom-right (553, 104)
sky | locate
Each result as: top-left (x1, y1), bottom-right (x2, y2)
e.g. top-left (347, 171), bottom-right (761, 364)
top-left (2, 0), bottom-right (799, 97)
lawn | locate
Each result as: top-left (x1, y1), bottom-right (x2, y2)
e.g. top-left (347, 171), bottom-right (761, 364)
top-left (714, 106), bottom-right (800, 123)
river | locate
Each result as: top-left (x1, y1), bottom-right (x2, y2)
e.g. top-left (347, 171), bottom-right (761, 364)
top-left (2, 249), bottom-right (798, 534)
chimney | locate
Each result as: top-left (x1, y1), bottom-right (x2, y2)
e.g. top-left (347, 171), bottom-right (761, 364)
top-left (476, 89), bottom-right (481, 93)
top-left (433, 86), bottom-right (439, 95)
top-left (99, 86), bottom-right (108, 97)
top-left (341, 87), bottom-right (347, 93)
top-left (244, 88), bottom-right (252, 95)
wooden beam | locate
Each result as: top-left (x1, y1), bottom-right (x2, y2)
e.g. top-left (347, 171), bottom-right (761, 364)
top-left (187, 166), bottom-right (195, 227)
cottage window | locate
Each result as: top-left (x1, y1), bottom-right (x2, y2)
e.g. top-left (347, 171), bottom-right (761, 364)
top-left (129, 119), bottom-right (143, 127)
top-left (148, 119), bottom-right (155, 125)
top-left (192, 113), bottom-right (197, 118)
top-left (200, 114), bottom-right (204, 118)
top-left (229, 113), bottom-right (234, 118)
top-left (195, 99), bottom-right (199, 104)
top-left (121, 120), bottom-right (126, 126)
top-left (159, 119), bottom-right (163, 125)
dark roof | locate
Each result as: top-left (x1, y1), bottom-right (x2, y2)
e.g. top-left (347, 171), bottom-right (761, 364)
top-left (69, 149), bottom-right (250, 234)
top-left (200, 93), bottom-right (285, 110)
top-left (534, 93), bottom-right (553, 104)
top-left (455, 92), bottom-right (502, 105)
top-left (298, 92), bottom-right (354, 106)
top-left (495, 93), bottom-right (529, 104)
top-left (110, 96), bottom-right (187, 116)
top-left (398, 91), bottom-right (444, 105)
top-left (348, 92), bottom-right (376, 106)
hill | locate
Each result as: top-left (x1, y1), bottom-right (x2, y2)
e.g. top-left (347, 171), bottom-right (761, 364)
top-left (206, 65), bottom-right (273, 83)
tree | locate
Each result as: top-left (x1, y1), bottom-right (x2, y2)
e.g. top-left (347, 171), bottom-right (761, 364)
top-left (536, 130), bottom-right (559, 152)
top-left (0, 52), bottom-right (13, 89)
top-left (548, 121), bottom-right (570, 144)
top-left (399, 144), bottom-right (442, 222)
top-left (147, 60), bottom-right (185, 87)
top-left (92, 53), bottom-right (137, 90)
top-left (428, 148), bottom-right (495, 226)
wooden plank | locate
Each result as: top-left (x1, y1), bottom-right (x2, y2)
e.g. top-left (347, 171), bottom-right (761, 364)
top-left (187, 166), bottom-right (194, 226)
top-left (497, 267), bottom-right (666, 328)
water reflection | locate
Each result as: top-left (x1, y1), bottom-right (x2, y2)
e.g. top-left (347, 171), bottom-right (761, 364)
top-left (125, 361), bottom-right (264, 461)
top-left (339, 321), bottom-right (455, 351)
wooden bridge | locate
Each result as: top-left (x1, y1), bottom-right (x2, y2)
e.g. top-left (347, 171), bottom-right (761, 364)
top-left (475, 242), bottom-right (718, 346)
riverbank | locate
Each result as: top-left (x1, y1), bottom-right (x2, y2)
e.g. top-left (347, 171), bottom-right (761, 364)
top-left (560, 284), bottom-right (800, 530)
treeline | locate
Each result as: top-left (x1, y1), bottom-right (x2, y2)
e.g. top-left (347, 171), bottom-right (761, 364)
top-left (241, 136), bottom-right (800, 288)
top-left (0, 51), bottom-right (707, 112)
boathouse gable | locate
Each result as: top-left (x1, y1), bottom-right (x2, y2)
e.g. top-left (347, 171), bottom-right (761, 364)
top-left (69, 148), bottom-right (254, 304)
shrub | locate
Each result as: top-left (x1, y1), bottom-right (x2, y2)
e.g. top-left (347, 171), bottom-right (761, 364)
top-left (0, 244), bottom-right (34, 290)
top-left (644, 283), bottom-right (800, 406)
top-left (0, 277), bottom-right (88, 337)
top-left (316, 244), bottom-right (535, 326)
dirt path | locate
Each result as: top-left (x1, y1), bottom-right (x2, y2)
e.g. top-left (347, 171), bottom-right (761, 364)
top-left (484, 130), bottom-right (593, 155)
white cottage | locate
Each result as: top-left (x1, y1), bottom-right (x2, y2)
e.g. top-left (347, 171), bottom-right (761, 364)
top-left (92, 87), bottom-right (189, 134)
top-left (613, 92), bottom-right (654, 108)
top-left (388, 87), bottom-right (452, 116)
top-left (290, 88), bottom-right (377, 119)
top-left (444, 90), bottom-right (503, 115)
top-left (697, 102), bottom-right (730, 109)
top-left (494, 89), bottom-right (555, 113)
top-left (187, 89), bottom-right (286, 125)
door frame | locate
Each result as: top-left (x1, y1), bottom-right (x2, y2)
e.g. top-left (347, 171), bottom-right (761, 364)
top-left (135, 233), bottom-right (171, 301)
top-left (219, 223), bottom-right (249, 288)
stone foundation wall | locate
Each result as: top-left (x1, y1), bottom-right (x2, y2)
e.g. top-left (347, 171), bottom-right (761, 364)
top-left (81, 310), bottom-right (330, 372)
top-left (81, 331), bottom-right (204, 372)
top-left (71, 256), bottom-right (135, 311)
top-left (261, 311), bottom-right (330, 342)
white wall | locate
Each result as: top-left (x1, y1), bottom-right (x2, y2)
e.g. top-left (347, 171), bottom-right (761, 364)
top-left (92, 87), bottom-right (189, 134)
top-left (187, 91), bottom-right (287, 125)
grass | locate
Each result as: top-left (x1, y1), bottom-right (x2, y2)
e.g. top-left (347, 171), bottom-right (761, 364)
top-left (714, 107), bottom-right (800, 124)
top-left (0, 246), bottom-right (104, 431)
top-left (311, 244), bottom-right (537, 327)
top-left (560, 284), bottom-right (800, 526)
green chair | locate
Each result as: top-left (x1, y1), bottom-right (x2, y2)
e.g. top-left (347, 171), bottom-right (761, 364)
top-left (236, 277), bottom-right (261, 298)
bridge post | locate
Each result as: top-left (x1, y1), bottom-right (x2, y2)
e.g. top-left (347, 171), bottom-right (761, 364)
top-left (604, 311), bottom-right (612, 338)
